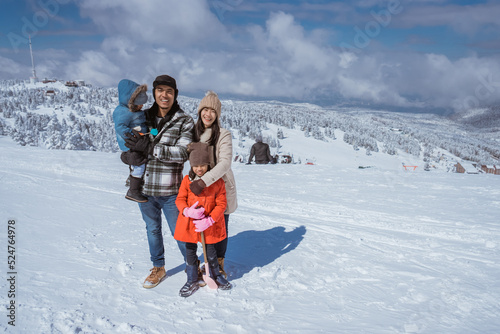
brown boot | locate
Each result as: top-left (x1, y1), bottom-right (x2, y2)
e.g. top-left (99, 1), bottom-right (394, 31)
top-left (200, 258), bottom-right (227, 279)
top-left (218, 258), bottom-right (227, 279)
top-left (196, 260), bottom-right (207, 287)
top-left (143, 266), bottom-right (166, 289)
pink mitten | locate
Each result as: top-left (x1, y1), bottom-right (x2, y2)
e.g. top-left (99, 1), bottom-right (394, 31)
top-left (193, 217), bottom-right (215, 232)
top-left (183, 201), bottom-right (205, 219)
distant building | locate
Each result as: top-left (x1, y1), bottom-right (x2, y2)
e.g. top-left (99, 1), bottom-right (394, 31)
top-left (480, 165), bottom-right (500, 175)
top-left (45, 90), bottom-right (56, 97)
top-left (65, 81), bottom-right (78, 87)
top-left (481, 165), bottom-right (495, 174)
top-left (455, 162), bottom-right (480, 174)
top-left (455, 162), bottom-right (465, 173)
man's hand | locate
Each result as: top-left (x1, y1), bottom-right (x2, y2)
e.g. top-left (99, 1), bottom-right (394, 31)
top-left (125, 130), bottom-right (150, 154)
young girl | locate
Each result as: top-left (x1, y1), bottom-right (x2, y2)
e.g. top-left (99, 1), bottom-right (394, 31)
top-left (174, 142), bottom-right (232, 297)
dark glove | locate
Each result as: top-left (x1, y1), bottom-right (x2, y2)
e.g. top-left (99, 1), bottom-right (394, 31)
top-left (120, 151), bottom-right (148, 166)
top-left (124, 130), bottom-right (150, 154)
top-left (190, 179), bottom-right (206, 196)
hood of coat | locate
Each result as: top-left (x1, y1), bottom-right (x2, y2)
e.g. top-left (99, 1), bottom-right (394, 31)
top-left (117, 79), bottom-right (148, 111)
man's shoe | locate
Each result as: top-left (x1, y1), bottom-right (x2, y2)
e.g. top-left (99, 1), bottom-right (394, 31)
top-left (143, 266), bottom-right (166, 289)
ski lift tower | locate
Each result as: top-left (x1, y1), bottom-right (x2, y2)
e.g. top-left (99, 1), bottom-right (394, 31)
top-left (29, 35), bottom-right (38, 84)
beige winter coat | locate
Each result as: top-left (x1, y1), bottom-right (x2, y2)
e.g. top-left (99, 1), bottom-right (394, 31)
top-left (199, 127), bottom-right (238, 214)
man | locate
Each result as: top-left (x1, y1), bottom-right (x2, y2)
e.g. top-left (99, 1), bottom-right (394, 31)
top-left (125, 74), bottom-right (194, 288)
top-left (247, 135), bottom-right (274, 164)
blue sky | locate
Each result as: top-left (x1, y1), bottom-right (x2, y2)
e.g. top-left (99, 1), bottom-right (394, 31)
top-left (1, 0), bottom-right (500, 112)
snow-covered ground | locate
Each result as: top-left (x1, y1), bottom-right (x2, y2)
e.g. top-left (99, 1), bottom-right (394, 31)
top-left (1, 135), bottom-right (499, 333)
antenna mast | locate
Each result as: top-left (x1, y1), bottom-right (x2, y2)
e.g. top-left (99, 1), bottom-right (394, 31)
top-left (29, 35), bottom-right (38, 84)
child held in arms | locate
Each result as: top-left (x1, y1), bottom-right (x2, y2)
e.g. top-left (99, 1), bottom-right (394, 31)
top-left (112, 79), bottom-right (149, 203)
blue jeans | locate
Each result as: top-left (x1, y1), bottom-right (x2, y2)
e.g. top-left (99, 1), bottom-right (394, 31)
top-left (138, 195), bottom-right (186, 267)
top-left (130, 163), bottom-right (145, 178)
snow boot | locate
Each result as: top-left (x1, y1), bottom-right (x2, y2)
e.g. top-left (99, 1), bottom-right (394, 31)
top-left (179, 264), bottom-right (200, 297)
top-left (214, 273), bottom-right (233, 290)
top-left (125, 176), bottom-right (148, 203)
top-left (208, 257), bottom-right (232, 290)
top-left (197, 259), bottom-right (207, 287)
top-left (215, 275), bottom-right (232, 290)
top-left (143, 266), bottom-right (166, 289)
top-left (201, 258), bottom-right (227, 279)
top-left (218, 257), bottom-right (227, 279)
top-left (185, 260), bottom-right (206, 287)
top-left (179, 281), bottom-right (199, 297)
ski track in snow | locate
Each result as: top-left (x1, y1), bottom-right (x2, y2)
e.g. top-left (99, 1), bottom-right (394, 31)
top-left (1, 137), bottom-right (500, 333)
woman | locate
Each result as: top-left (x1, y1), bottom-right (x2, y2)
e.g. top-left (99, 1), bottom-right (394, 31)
top-left (189, 91), bottom-right (238, 278)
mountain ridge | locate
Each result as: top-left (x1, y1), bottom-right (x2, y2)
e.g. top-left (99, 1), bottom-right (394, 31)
top-left (1, 79), bottom-right (498, 168)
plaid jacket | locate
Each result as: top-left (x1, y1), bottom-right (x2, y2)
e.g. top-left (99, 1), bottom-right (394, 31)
top-left (143, 103), bottom-right (194, 197)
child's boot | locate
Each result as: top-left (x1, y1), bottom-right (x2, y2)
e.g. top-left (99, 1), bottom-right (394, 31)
top-left (209, 257), bottom-right (232, 290)
top-left (125, 176), bottom-right (148, 203)
top-left (201, 258), bottom-right (227, 279)
top-left (218, 257), bottom-right (227, 279)
top-left (215, 274), bottom-right (232, 290)
top-left (179, 264), bottom-right (200, 297)
top-left (196, 259), bottom-right (207, 287)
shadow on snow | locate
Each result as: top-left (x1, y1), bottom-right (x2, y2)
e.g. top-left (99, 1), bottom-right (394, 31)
top-left (166, 225), bottom-right (306, 280)
top-left (225, 225), bottom-right (306, 280)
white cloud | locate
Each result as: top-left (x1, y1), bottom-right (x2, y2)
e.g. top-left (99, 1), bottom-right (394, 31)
top-left (0, 55), bottom-right (26, 76)
top-left (78, 0), bottom-right (231, 49)
top-left (65, 51), bottom-right (121, 86)
top-left (5, 1), bottom-right (500, 112)
top-left (65, 5), bottom-right (500, 111)
top-left (336, 51), bottom-right (500, 110)
top-left (101, 37), bottom-right (137, 59)
top-left (264, 11), bottom-right (334, 74)
top-left (231, 11), bottom-right (341, 99)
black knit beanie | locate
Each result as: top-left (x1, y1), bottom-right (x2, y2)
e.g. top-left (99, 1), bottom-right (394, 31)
top-left (153, 74), bottom-right (178, 100)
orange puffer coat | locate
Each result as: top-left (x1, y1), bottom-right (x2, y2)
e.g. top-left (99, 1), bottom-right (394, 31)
top-left (174, 175), bottom-right (227, 244)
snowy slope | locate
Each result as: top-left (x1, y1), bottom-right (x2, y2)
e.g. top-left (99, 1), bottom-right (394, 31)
top-left (1, 135), bottom-right (499, 334)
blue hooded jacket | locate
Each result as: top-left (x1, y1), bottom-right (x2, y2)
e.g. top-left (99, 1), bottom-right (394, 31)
top-left (112, 79), bottom-right (148, 151)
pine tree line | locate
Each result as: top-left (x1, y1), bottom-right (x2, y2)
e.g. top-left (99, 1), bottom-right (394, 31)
top-left (0, 80), bottom-right (498, 165)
